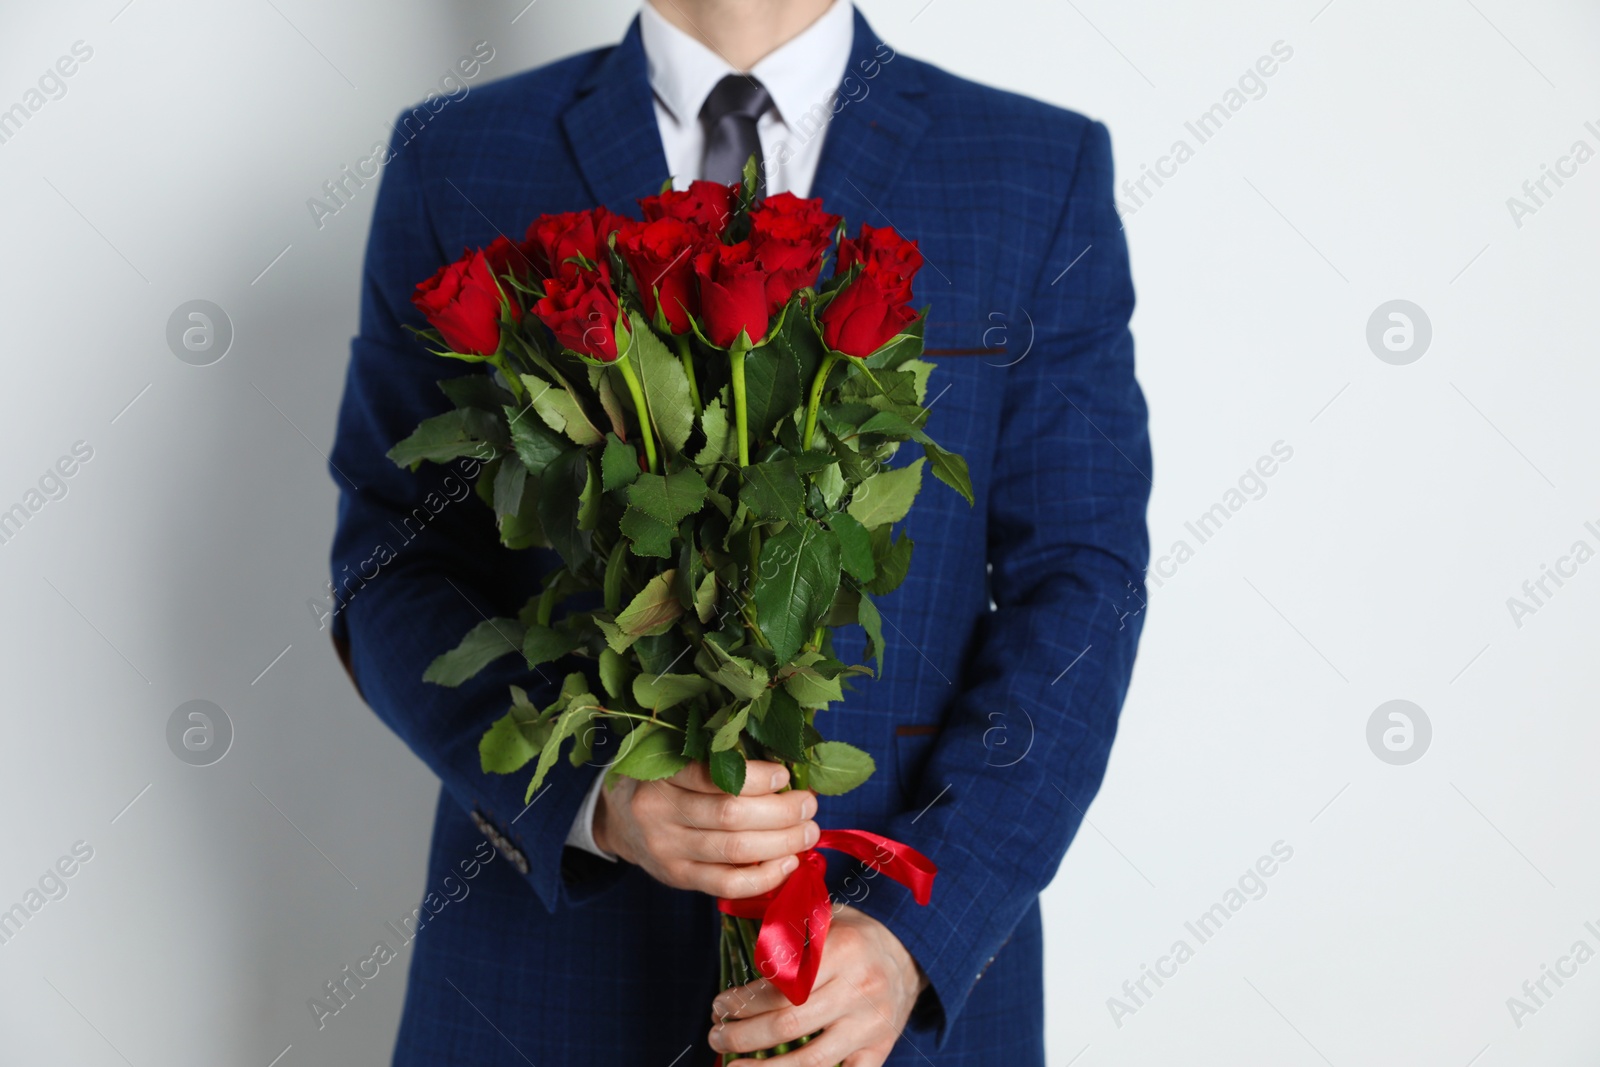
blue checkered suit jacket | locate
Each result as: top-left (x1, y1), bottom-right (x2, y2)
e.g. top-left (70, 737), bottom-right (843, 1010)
top-left (328, 9), bottom-right (1149, 1064)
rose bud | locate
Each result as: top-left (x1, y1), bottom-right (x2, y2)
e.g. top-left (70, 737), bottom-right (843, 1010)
top-left (818, 270), bottom-right (917, 359)
top-left (533, 269), bottom-right (628, 363)
top-left (411, 247), bottom-right (513, 356)
top-left (617, 218), bottom-right (702, 335)
top-left (694, 241), bottom-right (771, 349)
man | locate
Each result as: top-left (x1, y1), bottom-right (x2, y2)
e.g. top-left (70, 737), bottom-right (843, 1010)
top-left (327, 1), bottom-right (1150, 1063)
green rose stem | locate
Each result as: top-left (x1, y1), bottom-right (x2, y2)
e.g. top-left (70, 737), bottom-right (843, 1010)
top-left (729, 337), bottom-right (752, 469)
top-left (489, 349), bottom-right (528, 405)
top-left (612, 350), bottom-right (658, 474)
top-left (801, 352), bottom-right (843, 450)
top-left (673, 333), bottom-right (703, 418)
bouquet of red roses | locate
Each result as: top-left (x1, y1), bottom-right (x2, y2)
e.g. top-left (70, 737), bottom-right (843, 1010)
top-left (393, 159), bottom-right (969, 1059)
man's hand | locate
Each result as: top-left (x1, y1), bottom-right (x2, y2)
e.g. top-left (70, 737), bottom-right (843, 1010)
top-left (593, 759), bottom-right (819, 899)
top-left (708, 905), bottom-right (928, 1067)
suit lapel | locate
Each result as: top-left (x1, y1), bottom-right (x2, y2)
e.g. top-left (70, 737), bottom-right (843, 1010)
top-left (809, 10), bottom-right (930, 230)
top-left (562, 18), bottom-right (672, 212)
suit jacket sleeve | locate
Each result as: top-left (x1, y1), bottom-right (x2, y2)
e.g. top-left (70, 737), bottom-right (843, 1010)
top-left (850, 119), bottom-right (1151, 1042)
top-left (327, 120), bottom-right (621, 913)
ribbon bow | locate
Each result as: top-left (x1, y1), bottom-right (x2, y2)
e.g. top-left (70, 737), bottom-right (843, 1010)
top-left (717, 828), bottom-right (936, 1006)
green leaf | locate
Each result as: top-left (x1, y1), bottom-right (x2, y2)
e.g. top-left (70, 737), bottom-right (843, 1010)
top-left (497, 469), bottom-right (547, 549)
top-left (528, 686), bottom-right (599, 797)
top-left (617, 508), bottom-right (675, 559)
top-left (815, 462), bottom-right (846, 509)
top-left (857, 409), bottom-right (924, 440)
top-left (791, 451), bottom-right (840, 475)
top-left (844, 369), bottom-right (920, 409)
top-left (694, 570), bottom-right (718, 623)
top-left (578, 453), bottom-right (601, 531)
top-left (387, 409), bottom-right (504, 470)
top-left (598, 646), bottom-right (631, 700)
top-left (609, 722), bottom-right (690, 782)
top-left (857, 591), bottom-right (886, 673)
top-left (595, 615), bottom-right (633, 653)
top-left (866, 529), bottom-right (913, 596)
top-left (621, 468), bottom-right (710, 558)
top-left (825, 512), bottom-right (876, 583)
top-left (847, 458), bottom-right (925, 529)
top-left (900, 358), bottom-right (934, 404)
top-left (537, 448), bottom-right (589, 568)
top-left (924, 442), bottom-right (974, 506)
top-left (705, 647), bottom-right (770, 701)
top-left (601, 433), bottom-right (640, 492)
top-left (505, 402), bottom-right (567, 477)
top-left (491, 454), bottom-right (527, 518)
top-left (752, 522), bottom-right (842, 663)
top-left (633, 672), bottom-right (712, 712)
top-left (628, 312), bottom-right (695, 453)
top-left (440, 374), bottom-right (513, 412)
top-left (782, 663), bottom-right (844, 708)
top-left (480, 710), bottom-right (539, 774)
top-left (588, 362), bottom-right (628, 439)
top-left (522, 623), bottom-right (578, 669)
top-left (603, 541), bottom-right (628, 613)
top-left (423, 618), bottom-right (525, 687)
top-left (521, 372), bottom-right (602, 446)
top-left (742, 339), bottom-right (803, 442)
top-left (711, 704), bottom-right (751, 752)
top-left (747, 686), bottom-right (806, 762)
top-left (682, 705), bottom-right (709, 761)
top-left (695, 396), bottom-right (736, 466)
top-left (806, 740), bottom-right (876, 796)
top-left (739, 457), bottom-right (804, 523)
top-left (819, 401), bottom-right (879, 440)
top-left (616, 569), bottom-right (683, 637)
top-left (709, 747), bottom-right (747, 795)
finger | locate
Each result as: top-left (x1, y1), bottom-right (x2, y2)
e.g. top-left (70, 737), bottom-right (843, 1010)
top-left (688, 854), bottom-right (799, 899)
top-left (687, 822), bottom-right (819, 866)
top-left (841, 1050), bottom-right (889, 1067)
top-left (665, 760), bottom-right (720, 794)
top-left (675, 788), bottom-right (817, 832)
top-left (726, 1022), bottom-right (857, 1067)
top-left (736, 759), bottom-right (791, 796)
top-left (712, 979), bottom-right (848, 1055)
top-left (712, 978), bottom-right (787, 1021)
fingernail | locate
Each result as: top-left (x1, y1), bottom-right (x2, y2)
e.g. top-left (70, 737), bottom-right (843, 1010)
top-left (805, 822), bottom-right (820, 847)
top-left (781, 855), bottom-right (799, 874)
top-left (770, 770), bottom-right (785, 790)
top-left (801, 795), bottom-right (817, 819)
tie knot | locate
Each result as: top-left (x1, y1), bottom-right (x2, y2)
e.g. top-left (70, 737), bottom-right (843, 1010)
top-left (701, 74), bottom-right (773, 125)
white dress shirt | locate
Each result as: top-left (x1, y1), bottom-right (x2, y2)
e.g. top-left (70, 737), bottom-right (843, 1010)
top-left (639, 0), bottom-right (855, 198)
top-left (564, 2), bottom-right (855, 861)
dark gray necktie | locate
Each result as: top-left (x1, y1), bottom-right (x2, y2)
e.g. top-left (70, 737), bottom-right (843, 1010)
top-left (700, 74), bottom-right (773, 195)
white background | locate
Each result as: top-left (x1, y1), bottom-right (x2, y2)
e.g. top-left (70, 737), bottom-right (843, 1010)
top-left (1, 1), bottom-right (1596, 1064)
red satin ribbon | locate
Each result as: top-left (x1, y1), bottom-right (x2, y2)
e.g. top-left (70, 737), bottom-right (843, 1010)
top-left (716, 828), bottom-right (936, 1006)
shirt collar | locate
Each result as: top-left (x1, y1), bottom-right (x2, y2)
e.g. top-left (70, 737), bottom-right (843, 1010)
top-left (638, 1), bottom-right (855, 129)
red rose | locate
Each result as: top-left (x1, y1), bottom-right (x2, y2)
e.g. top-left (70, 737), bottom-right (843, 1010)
top-left (818, 271), bottom-right (916, 359)
top-left (749, 193), bottom-right (839, 316)
top-left (482, 234), bottom-right (536, 285)
top-left (640, 180), bottom-right (737, 235)
top-left (524, 207), bottom-right (626, 281)
top-left (837, 223), bottom-right (923, 304)
top-left (694, 241), bottom-right (770, 348)
top-left (617, 218), bottom-right (703, 335)
top-left (412, 248), bottom-right (511, 356)
top-left (751, 192), bottom-right (839, 243)
top-left (533, 270), bottom-right (627, 363)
